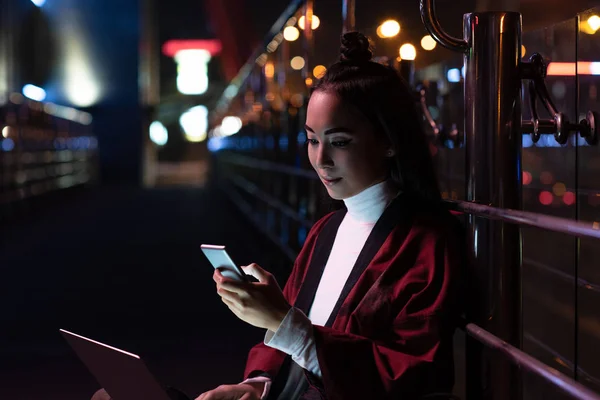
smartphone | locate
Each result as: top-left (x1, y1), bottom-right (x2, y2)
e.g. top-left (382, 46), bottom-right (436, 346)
top-left (200, 244), bottom-right (249, 282)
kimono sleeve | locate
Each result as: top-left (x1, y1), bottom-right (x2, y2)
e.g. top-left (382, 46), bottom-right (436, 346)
top-left (307, 222), bottom-right (464, 400)
top-left (243, 212), bottom-right (337, 380)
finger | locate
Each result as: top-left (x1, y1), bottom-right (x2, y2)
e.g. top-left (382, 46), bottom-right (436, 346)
top-left (219, 279), bottom-right (249, 294)
top-left (240, 393), bottom-right (256, 400)
top-left (213, 269), bottom-right (223, 282)
top-left (218, 288), bottom-right (242, 304)
top-left (241, 263), bottom-right (270, 283)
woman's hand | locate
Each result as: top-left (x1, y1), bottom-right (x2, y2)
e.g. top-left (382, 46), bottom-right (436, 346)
top-left (214, 263), bottom-right (291, 332)
top-left (195, 382), bottom-right (263, 400)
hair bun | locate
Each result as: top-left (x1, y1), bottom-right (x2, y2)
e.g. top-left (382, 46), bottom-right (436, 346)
top-left (340, 32), bottom-right (373, 63)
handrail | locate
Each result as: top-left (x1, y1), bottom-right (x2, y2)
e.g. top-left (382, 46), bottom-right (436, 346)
top-left (228, 174), bottom-right (313, 229)
top-left (464, 322), bottom-right (600, 400)
top-left (212, 0), bottom-right (306, 120)
top-left (419, 0), bottom-right (469, 53)
top-left (524, 332), bottom-right (600, 388)
top-left (524, 257), bottom-right (600, 294)
top-left (219, 153), bottom-right (318, 179)
top-left (444, 199), bottom-right (600, 240)
top-left (219, 181), bottom-right (297, 262)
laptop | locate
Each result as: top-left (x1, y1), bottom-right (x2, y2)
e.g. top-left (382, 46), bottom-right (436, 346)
top-left (60, 329), bottom-right (180, 400)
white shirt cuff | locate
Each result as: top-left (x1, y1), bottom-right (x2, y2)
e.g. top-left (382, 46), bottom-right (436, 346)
top-left (241, 376), bottom-right (271, 399)
top-left (264, 307), bottom-right (322, 378)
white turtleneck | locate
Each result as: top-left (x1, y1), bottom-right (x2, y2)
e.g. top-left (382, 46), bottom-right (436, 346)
top-left (243, 180), bottom-right (398, 397)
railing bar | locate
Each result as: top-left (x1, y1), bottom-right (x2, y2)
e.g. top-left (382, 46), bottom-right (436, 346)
top-left (524, 332), bottom-right (600, 388)
top-left (213, 0), bottom-right (306, 117)
top-left (220, 153), bottom-right (318, 179)
top-left (228, 174), bottom-right (314, 229)
top-left (523, 332), bottom-right (600, 387)
top-left (524, 257), bottom-right (600, 294)
top-left (465, 322), bottom-right (600, 400)
top-left (523, 331), bottom-right (576, 372)
top-left (219, 182), bottom-right (298, 263)
top-left (444, 200), bottom-right (600, 240)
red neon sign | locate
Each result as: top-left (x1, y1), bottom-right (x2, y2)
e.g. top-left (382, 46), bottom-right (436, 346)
top-left (162, 39), bottom-right (222, 57)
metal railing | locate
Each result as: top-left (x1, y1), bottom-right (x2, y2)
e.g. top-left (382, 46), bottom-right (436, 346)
top-left (0, 95), bottom-right (98, 221)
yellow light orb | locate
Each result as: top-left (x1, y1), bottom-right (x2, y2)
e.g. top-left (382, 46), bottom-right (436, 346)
top-left (283, 26), bottom-right (300, 42)
top-left (298, 15), bottom-right (320, 30)
top-left (379, 20), bottom-right (400, 38)
top-left (305, 77), bottom-right (313, 86)
top-left (421, 35), bottom-right (436, 51)
top-left (588, 15), bottom-right (600, 32)
top-left (313, 65), bottom-right (326, 78)
top-left (265, 62), bottom-right (275, 78)
top-left (290, 56), bottom-right (305, 70)
top-left (399, 43), bottom-right (416, 60)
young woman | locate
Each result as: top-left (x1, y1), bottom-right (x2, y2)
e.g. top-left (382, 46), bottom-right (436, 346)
top-left (198, 32), bottom-right (464, 400)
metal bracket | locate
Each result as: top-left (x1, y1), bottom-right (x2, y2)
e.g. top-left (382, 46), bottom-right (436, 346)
top-left (521, 53), bottom-right (597, 145)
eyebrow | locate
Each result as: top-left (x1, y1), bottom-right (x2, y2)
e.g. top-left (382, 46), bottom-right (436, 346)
top-left (305, 124), bottom-right (354, 135)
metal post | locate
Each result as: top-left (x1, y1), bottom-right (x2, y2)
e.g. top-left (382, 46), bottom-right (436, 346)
top-left (342, 0), bottom-right (355, 33)
top-left (464, 11), bottom-right (523, 400)
top-left (420, 1), bottom-right (523, 399)
top-left (302, 0), bottom-right (314, 81)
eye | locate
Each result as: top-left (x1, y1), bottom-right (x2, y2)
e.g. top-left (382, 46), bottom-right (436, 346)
top-left (305, 138), bottom-right (319, 146)
top-left (332, 140), bottom-right (351, 148)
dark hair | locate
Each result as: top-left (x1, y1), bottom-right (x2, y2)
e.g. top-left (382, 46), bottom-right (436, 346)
top-left (311, 32), bottom-right (441, 203)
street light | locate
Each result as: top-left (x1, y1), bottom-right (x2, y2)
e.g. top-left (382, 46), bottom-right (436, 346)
top-left (283, 26), bottom-right (300, 42)
top-left (421, 35), bottom-right (436, 51)
top-left (298, 15), bottom-right (320, 30)
top-left (377, 20), bottom-right (400, 38)
top-left (399, 43), bottom-right (416, 60)
top-left (588, 15), bottom-right (600, 32)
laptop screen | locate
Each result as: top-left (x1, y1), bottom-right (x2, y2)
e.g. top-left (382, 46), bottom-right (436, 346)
top-left (60, 329), bottom-right (171, 400)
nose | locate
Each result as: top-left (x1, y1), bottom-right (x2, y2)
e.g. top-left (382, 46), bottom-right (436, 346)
top-left (315, 144), bottom-right (334, 169)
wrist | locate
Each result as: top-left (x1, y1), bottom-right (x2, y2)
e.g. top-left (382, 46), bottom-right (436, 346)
top-left (243, 381), bottom-right (265, 397)
top-left (268, 305), bottom-right (291, 332)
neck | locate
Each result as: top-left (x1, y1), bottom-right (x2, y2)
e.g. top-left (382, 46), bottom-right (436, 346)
top-left (343, 180), bottom-right (397, 223)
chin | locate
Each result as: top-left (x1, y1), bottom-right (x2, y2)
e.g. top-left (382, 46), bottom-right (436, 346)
top-left (325, 187), bottom-right (349, 201)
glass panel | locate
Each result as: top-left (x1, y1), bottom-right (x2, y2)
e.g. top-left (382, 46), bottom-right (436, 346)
top-left (577, 7), bottom-right (600, 394)
top-left (415, 55), bottom-right (466, 201)
top-left (521, 16), bottom-right (578, 400)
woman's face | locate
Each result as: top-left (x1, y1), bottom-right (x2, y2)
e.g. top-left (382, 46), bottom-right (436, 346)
top-left (305, 91), bottom-right (390, 200)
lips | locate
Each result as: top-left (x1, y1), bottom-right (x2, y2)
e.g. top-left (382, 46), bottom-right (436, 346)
top-left (321, 176), bottom-right (342, 186)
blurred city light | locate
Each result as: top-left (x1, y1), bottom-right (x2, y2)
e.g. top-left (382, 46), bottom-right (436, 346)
top-left (265, 62), bottom-right (275, 79)
top-left (291, 56), bottom-right (305, 70)
top-left (175, 49), bottom-right (211, 95)
top-left (283, 26), bottom-right (300, 42)
top-left (313, 65), bottom-right (326, 78)
top-left (149, 121), bottom-right (168, 146)
top-left (588, 15), bottom-right (600, 32)
top-left (22, 84), bottom-right (46, 101)
top-left (298, 15), bottom-right (320, 30)
top-left (180, 105), bottom-right (208, 142)
top-left (421, 35), bottom-right (436, 51)
top-left (447, 68), bottom-right (461, 83)
top-left (399, 44), bottom-right (416, 60)
top-left (61, 33), bottom-right (101, 107)
top-left (221, 116), bottom-right (242, 136)
top-left (31, 0), bottom-right (46, 6)
top-left (377, 20), bottom-right (400, 38)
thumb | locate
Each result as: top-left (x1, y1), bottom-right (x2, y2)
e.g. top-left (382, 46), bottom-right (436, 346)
top-left (242, 263), bottom-right (269, 283)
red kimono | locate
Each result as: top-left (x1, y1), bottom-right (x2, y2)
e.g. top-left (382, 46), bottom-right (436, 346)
top-left (244, 193), bottom-right (465, 400)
